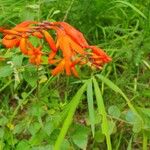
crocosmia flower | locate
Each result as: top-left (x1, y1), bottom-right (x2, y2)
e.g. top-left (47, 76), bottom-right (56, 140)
top-left (0, 20), bottom-right (111, 77)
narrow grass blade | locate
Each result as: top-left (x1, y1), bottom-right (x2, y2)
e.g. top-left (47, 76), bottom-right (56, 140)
top-left (143, 132), bottom-right (147, 150)
top-left (93, 77), bottom-right (112, 150)
top-left (87, 79), bottom-right (95, 137)
top-left (0, 80), bottom-right (12, 92)
top-left (54, 82), bottom-right (87, 150)
top-left (115, 0), bottom-right (147, 19)
top-left (127, 137), bottom-right (132, 150)
top-left (96, 74), bottom-right (144, 125)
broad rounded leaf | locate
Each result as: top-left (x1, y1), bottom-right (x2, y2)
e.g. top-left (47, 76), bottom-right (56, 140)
top-left (108, 105), bottom-right (121, 118)
top-left (0, 65), bottom-right (13, 78)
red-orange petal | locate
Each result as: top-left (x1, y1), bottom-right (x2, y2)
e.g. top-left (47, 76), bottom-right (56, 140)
top-left (71, 58), bottom-right (81, 67)
top-left (15, 21), bottom-right (38, 28)
top-left (60, 36), bottom-right (72, 58)
top-left (13, 27), bottom-right (29, 32)
top-left (65, 60), bottom-right (71, 76)
top-left (3, 29), bottom-right (20, 35)
top-left (89, 46), bottom-right (112, 62)
top-left (2, 38), bottom-right (19, 48)
top-left (29, 56), bottom-right (35, 64)
top-left (32, 31), bottom-right (43, 39)
top-left (35, 55), bottom-right (42, 65)
top-left (69, 38), bottom-right (85, 55)
top-left (3, 35), bottom-right (17, 40)
top-left (49, 59), bottom-right (60, 64)
top-left (59, 35), bottom-right (72, 75)
top-left (0, 27), bottom-right (5, 32)
top-left (19, 38), bottom-right (28, 54)
top-left (51, 59), bottom-right (65, 76)
top-left (42, 30), bottom-right (57, 52)
top-left (48, 51), bottom-right (57, 64)
top-left (58, 22), bottom-right (89, 48)
top-left (71, 66), bottom-right (79, 77)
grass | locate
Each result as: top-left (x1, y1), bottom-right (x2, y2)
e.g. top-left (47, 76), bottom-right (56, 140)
top-left (0, 0), bottom-right (150, 149)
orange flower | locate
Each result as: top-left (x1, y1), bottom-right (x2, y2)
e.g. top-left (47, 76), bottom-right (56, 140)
top-left (29, 46), bottom-right (42, 65)
top-left (2, 29), bottom-right (21, 48)
top-left (32, 31), bottom-right (43, 39)
top-left (88, 46), bottom-right (111, 68)
top-left (2, 37), bottom-right (20, 48)
top-left (53, 22), bottom-right (89, 48)
top-left (51, 59), bottom-right (65, 76)
top-left (19, 38), bottom-right (28, 54)
top-left (52, 27), bottom-right (86, 76)
top-left (15, 21), bottom-right (38, 28)
top-left (42, 30), bottom-right (57, 52)
top-left (2, 29), bottom-right (20, 35)
top-left (0, 20), bottom-right (112, 77)
top-left (1, 21), bottom-right (37, 48)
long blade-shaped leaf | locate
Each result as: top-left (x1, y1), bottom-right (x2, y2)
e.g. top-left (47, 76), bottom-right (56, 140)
top-left (115, 0), bottom-right (147, 19)
top-left (127, 137), bottom-right (132, 150)
top-left (93, 77), bottom-right (112, 150)
top-left (96, 74), bottom-right (144, 125)
top-left (54, 82), bottom-right (87, 150)
top-left (87, 79), bottom-right (95, 137)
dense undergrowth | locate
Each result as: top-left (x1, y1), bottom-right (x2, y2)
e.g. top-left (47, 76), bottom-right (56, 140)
top-left (0, 0), bottom-right (150, 149)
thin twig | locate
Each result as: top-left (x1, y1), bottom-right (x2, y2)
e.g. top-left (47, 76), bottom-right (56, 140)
top-left (63, 0), bottom-right (75, 21)
top-left (36, 66), bottom-right (40, 100)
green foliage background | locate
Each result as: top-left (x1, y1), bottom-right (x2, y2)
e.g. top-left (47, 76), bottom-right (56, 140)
top-left (0, 0), bottom-right (150, 149)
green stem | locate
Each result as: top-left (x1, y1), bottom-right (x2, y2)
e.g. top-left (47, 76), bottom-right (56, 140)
top-left (143, 132), bottom-right (147, 150)
top-left (36, 66), bottom-right (39, 100)
top-left (54, 82), bottom-right (87, 150)
top-left (0, 80), bottom-right (12, 92)
top-left (106, 135), bottom-right (112, 150)
top-left (9, 86), bottom-right (36, 123)
top-left (63, 0), bottom-right (75, 21)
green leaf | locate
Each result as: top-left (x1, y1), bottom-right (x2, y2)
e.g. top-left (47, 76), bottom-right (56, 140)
top-left (28, 122), bottom-right (41, 135)
top-left (108, 120), bottom-right (116, 135)
top-left (29, 130), bottom-right (47, 146)
top-left (127, 137), bottom-right (132, 150)
top-left (93, 77), bottom-right (112, 150)
top-left (72, 124), bottom-right (89, 149)
top-left (96, 74), bottom-right (143, 126)
top-left (0, 65), bottom-right (13, 78)
top-left (0, 128), bottom-right (4, 138)
top-left (43, 120), bottom-right (55, 136)
top-left (125, 110), bottom-right (142, 133)
top-left (96, 74), bottom-right (122, 93)
top-left (0, 116), bottom-right (8, 126)
top-left (13, 123), bottom-right (24, 134)
top-left (108, 105), bottom-right (121, 118)
top-left (95, 130), bottom-right (105, 143)
top-left (23, 65), bottom-right (38, 87)
top-left (133, 120), bottom-right (142, 133)
top-left (115, 0), bottom-right (147, 19)
top-left (54, 82), bottom-right (87, 150)
top-left (138, 107), bottom-right (150, 118)
top-left (60, 139), bottom-right (70, 150)
top-left (141, 89), bottom-right (150, 98)
top-left (32, 145), bottom-right (53, 150)
top-left (12, 55), bottom-right (23, 67)
top-left (16, 140), bottom-right (30, 150)
top-left (125, 110), bottom-right (136, 123)
top-left (87, 79), bottom-right (95, 137)
top-left (29, 104), bottom-right (45, 117)
top-left (0, 140), bottom-right (4, 150)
